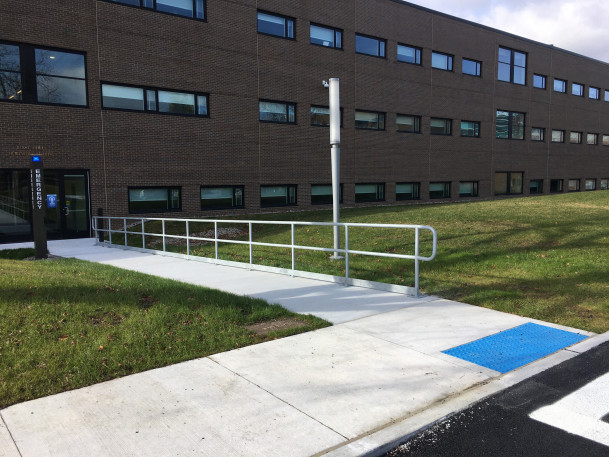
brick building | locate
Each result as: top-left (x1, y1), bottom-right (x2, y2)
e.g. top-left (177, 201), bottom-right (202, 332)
top-left (1, 0), bottom-right (609, 243)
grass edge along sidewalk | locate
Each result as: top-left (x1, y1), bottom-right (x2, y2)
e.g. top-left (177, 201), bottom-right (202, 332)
top-left (0, 249), bottom-right (330, 409)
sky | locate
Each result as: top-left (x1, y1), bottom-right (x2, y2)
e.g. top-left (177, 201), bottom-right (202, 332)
top-left (404, 0), bottom-right (609, 63)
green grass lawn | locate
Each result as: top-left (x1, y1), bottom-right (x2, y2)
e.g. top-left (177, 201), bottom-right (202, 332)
top-left (0, 251), bottom-right (329, 408)
top-left (110, 191), bottom-right (609, 333)
top-left (3, 191), bottom-right (608, 408)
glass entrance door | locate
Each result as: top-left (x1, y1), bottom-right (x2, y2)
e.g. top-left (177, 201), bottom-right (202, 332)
top-left (0, 170), bottom-right (32, 243)
top-left (44, 171), bottom-right (90, 239)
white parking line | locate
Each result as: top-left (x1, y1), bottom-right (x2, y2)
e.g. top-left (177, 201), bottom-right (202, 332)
top-left (529, 372), bottom-right (609, 447)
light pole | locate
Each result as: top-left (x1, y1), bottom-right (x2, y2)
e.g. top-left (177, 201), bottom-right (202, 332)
top-left (324, 78), bottom-right (342, 259)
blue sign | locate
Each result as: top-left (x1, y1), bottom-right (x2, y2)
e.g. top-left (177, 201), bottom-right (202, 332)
top-left (47, 194), bottom-right (57, 209)
top-left (32, 155), bottom-right (41, 162)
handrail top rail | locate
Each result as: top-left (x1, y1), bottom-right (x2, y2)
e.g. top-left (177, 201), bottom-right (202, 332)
top-left (93, 215), bottom-right (435, 232)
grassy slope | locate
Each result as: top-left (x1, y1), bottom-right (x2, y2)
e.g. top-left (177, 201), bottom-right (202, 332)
top-left (0, 255), bottom-right (329, 408)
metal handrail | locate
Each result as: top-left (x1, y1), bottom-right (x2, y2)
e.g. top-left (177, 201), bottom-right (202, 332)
top-left (0, 195), bottom-right (29, 220)
top-left (92, 216), bottom-right (437, 296)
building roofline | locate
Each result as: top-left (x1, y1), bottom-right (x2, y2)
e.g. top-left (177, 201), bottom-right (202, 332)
top-left (388, 0), bottom-right (609, 67)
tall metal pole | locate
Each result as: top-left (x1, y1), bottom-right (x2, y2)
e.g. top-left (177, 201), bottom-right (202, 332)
top-left (328, 78), bottom-right (342, 259)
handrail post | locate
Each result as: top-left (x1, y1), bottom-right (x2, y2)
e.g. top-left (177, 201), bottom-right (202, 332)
top-left (92, 216), bottom-right (97, 243)
top-left (162, 219), bottom-right (166, 252)
top-left (214, 221), bottom-right (219, 260)
top-left (249, 222), bottom-right (253, 267)
top-left (142, 219), bottom-right (145, 249)
top-left (345, 225), bottom-right (350, 279)
top-left (123, 218), bottom-right (127, 246)
top-left (186, 220), bottom-right (190, 256)
top-left (291, 223), bottom-right (295, 275)
top-left (414, 227), bottom-right (420, 297)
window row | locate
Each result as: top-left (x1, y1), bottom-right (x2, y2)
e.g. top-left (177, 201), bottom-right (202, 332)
top-left (257, 11), bottom-right (482, 76)
top-left (129, 179), bottom-right (609, 212)
top-left (496, 175), bottom-right (609, 195)
top-left (106, 0), bottom-right (205, 20)
top-left (495, 110), bottom-right (609, 145)
top-left (534, 74), bottom-right (607, 100)
top-left (262, 102), bottom-right (609, 145)
top-left (127, 182), bottom-right (465, 212)
top-left (260, 101), bottom-right (481, 135)
top-left (500, 46), bottom-right (609, 103)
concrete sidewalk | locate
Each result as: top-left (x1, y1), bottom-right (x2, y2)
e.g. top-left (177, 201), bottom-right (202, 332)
top-left (0, 239), bottom-right (604, 457)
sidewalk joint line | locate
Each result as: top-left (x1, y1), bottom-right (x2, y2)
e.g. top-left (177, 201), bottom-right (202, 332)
top-left (0, 412), bottom-right (24, 457)
top-left (206, 357), bottom-right (349, 441)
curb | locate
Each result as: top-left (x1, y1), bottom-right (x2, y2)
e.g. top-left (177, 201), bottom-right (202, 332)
top-left (320, 330), bottom-right (609, 457)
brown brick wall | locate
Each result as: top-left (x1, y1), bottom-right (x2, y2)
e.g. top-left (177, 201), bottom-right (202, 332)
top-left (1, 0), bottom-right (609, 228)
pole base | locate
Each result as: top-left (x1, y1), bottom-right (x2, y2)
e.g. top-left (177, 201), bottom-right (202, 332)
top-left (330, 255), bottom-right (344, 260)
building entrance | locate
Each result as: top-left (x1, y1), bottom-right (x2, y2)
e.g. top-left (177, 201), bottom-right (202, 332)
top-left (0, 169), bottom-right (90, 243)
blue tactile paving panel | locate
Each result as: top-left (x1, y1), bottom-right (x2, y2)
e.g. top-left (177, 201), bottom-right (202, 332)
top-left (442, 322), bottom-right (588, 373)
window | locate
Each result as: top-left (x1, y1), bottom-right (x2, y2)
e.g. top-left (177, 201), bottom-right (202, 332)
top-left (570, 131), bottom-right (582, 144)
top-left (495, 172), bottom-right (523, 195)
top-left (553, 78), bottom-right (567, 93)
top-left (589, 87), bottom-right (600, 100)
top-left (0, 43), bottom-right (21, 100)
top-left (587, 133), bottom-right (598, 145)
top-left (310, 24), bottom-right (342, 49)
top-left (568, 179), bottom-right (580, 192)
top-left (158, 90), bottom-right (204, 115)
top-left (585, 179), bottom-right (596, 191)
top-left (311, 105), bottom-right (329, 126)
top-left (355, 110), bottom-right (385, 130)
top-left (551, 129), bottom-right (565, 143)
top-left (260, 185), bottom-right (296, 207)
top-left (497, 46), bottom-right (526, 85)
top-left (355, 183), bottom-right (385, 203)
top-left (107, 0), bottom-right (206, 20)
top-left (259, 100), bottom-right (296, 124)
top-left (201, 186), bottom-right (243, 210)
top-left (102, 84), bottom-right (208, 116)
top-left (550, 179), bottom-right (563, 193)
top-left (572, 82), bottom-right (584, 97)
top-left (460, 121), bottom-right (480, 137)
top-left (397, 44), bottom-right (421, 65)
top-left (430, 118), bottom-right (452, 135)
top-left (311, 184), bottom-right (343, 205)
top-left (355, 34), bottom-right (386, 58)
top-left (533, 74), bottom-right (546, 89)
top-left (396, 182), bottom-right (420, 200)
top-left (605, 90), bottom-right (609, 102)
top-left (530, 179), bottom-right (543, 194)
top-left (531, 127), bottom-right (545, 142)
top-left (128, 187), bottom-right (181, 213)
top-left (0, 42), bottom-right (87, 106)
top-left (257, 11), bottom-right (294, 39)
top-left (600, 179), bottom-right (608, 190)
top-left (495, 110), bottom-right (525, 140)
top-left (310, 105), bottom-right (342, 127)
top-left (396, 114), bottom-right (421, 133)
top-left (429, 182), bottom-right (451, 199)
top-left (603, 135), bottom-right (609, 146)
top-left (462, 58), bottom-right (481, 76)
top-left (431, 51), bottom-right (453, 71)
top-left (34, 48), bottom-right (87, 106)
top-left (459, 181), bottom-right (478, 197)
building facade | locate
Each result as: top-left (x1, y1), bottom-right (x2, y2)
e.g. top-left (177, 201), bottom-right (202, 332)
top-left (1, 0), bottom-right (609, 243)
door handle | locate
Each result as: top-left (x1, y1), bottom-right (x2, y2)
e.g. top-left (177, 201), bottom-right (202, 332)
top-left (62, 206), bottom-right (70, 216)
